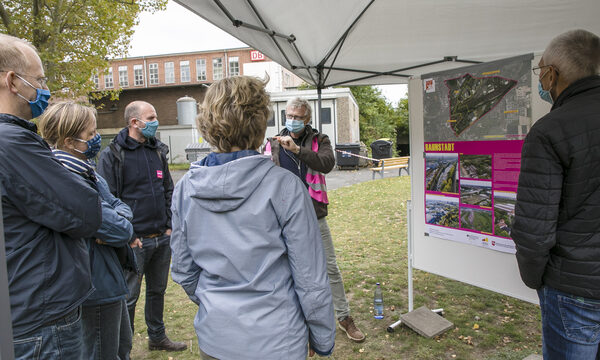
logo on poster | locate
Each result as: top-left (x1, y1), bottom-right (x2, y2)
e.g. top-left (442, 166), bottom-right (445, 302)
top-left (250, 50), bottom-right (265, 61)
top-left (424, 78), bottom-right (435, 93)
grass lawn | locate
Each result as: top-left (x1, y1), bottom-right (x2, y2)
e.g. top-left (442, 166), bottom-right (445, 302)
top-left (131, 176), bottom-right (541, 359)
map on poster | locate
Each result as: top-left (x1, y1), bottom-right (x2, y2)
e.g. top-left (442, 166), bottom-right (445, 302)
top-left (422, 54), bottom-right (533, 254)
top-left (423, 54), bottom-right (533, 142)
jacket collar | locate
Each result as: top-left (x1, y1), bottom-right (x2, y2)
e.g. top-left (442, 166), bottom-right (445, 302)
top-left (0, 113), bottom-right (38, 133)
top-left (552, 75), bottom-right (600, 110)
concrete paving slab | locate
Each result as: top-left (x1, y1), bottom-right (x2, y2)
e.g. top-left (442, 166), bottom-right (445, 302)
top-left (522, 355), bottom-right (542, 360)
top-left (400, 305), bottom-right (454, 339)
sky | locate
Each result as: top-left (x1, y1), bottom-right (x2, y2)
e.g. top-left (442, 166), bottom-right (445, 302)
top-left (129, 1), bottom-right (407, 104)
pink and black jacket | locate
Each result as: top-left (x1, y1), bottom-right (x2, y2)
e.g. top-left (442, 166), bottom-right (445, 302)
top-left (264, 125), bottom-right (335, 219)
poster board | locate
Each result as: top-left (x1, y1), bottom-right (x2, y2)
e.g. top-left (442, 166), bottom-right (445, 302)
top-left (409, 54), bottom-right (551, 304)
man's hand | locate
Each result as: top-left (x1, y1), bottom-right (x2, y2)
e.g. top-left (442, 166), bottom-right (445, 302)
top-left (275, 136), bottom-right (300, 154)
top-left (309, 348), bottom-right (315, 357)
top-left (165, 228), bottom-right (172, 236)
top-left (130, 238), bottom-right (142, 248)
top-left (95, 238), bottom-right (106, 245)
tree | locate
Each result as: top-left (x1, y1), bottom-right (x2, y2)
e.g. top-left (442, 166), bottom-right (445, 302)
top-left (350, 86), bottom-right (406, 155)
top-left (0, 0), bottom-right (166, 99)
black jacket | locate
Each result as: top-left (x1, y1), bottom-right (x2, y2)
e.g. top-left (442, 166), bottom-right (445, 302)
top-left (0, 113), bottom-right (101, 336)
top-left (512, 75), bottom-right (600, 299)
top-left (97, 127), bottom-right (173, 237)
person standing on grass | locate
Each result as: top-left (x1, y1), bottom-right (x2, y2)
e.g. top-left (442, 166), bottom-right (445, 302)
top-left (0, 33), bottom-right (102, 359)
top-left (512, 29), bottom-right (600, 359)
top-left (97, 100), bottom-right (187, 353)
top-left (39, 101), bottom-right (135, 360)
top-left (170, 76), bottom-right (336, 360)
top-left (264, 97), bottom-right (366, 343)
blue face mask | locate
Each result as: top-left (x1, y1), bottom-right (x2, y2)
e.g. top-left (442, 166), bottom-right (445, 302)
top-left (538, 81), bottom-right (554, 104)
top-left (74, 133), bottom-right (102, 159)
top-left (140, 120), bottom-right (159, 138)
top-left (285, 119), bottom-right (305, 133)
top-left (15, 74), bottom-right (51, 118)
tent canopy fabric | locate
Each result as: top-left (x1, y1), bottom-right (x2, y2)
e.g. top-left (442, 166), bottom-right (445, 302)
top-left (174, 0), bottom-right (599, 87)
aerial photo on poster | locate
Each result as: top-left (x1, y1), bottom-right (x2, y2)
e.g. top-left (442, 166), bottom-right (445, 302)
top-left (460, 207), bottom-right (493, 233)
top-left (460, 179), bottom-right (492, 207)
top-left (426, 194), bottom-right (459, 228)
top-left (422, 54), bottom-right (533, 142)
top-left (460, 154), bottom-right (492, 179)
top-left (494, 191), bottom-right (517, 238)
top-left (426, 153), bottom-right (458, 193)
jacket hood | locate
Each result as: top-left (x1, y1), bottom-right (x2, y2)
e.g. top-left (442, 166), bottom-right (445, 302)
top-left (114, 127), bottom-right (158, 150)
top-left (184, 154), bottom-right (276, 212)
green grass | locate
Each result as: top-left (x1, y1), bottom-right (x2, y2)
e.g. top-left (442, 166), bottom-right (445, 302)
top-left (168, 163), bottom-right (191, 171)
top-left (131, 176), bottom-right (541, 359)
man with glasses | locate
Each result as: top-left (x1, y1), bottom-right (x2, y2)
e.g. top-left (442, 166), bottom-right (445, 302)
top-left (264, 97), bottom-right (366, 343)
top-left (512, 29), bottom-right (600, 359)
top-left (97, 101), bottom-right (187, 353)
top-left (0, 34), bottom-right (102, 359)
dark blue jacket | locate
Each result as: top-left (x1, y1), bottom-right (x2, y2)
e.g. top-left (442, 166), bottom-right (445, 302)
top-left (0, 113), bottom-right (101, 337)
top-left (97, 127), bottom-right (173, 237)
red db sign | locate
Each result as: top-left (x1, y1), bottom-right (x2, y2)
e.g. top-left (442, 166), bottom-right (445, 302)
top-left (250, 50), bottom-right (265, 61)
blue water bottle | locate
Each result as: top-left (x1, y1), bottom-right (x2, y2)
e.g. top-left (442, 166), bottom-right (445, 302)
top-left (374, 283), bottom-right (384, 319)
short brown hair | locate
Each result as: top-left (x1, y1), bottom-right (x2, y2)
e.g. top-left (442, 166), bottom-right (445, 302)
top-left (39, 101), bottom-right (97, 149)
top-left (198, 76), bottom-right (271, 152)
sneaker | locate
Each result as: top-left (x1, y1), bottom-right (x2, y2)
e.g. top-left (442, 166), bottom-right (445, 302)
top-left (148, 336), bottom-right (187, 351)
top-left (338, 316), bottom-right (366, 342)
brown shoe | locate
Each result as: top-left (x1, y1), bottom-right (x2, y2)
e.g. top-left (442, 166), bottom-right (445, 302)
top-left (338, 316), bottom-right (366, 342)
top-left (148, 336), bottom-right (188, 351)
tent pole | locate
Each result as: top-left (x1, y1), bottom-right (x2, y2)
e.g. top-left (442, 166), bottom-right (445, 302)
top-left (407, 199), bottom-right (414, 312)
top-left (317, 87), bottom-right (323, 134)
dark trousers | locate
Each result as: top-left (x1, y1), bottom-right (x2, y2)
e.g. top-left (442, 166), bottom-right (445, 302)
top-left (82, 299), bottom-right (131, 360)
top-left (126, 234), bottom-right (171, 342)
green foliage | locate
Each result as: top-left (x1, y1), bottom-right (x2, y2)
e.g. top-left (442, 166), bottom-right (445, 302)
top-left (0, 0), bottom-right (167, 99)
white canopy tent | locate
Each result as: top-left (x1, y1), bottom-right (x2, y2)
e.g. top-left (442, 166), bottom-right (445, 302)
top-left (173, 0), bottom-right (600, 307)
top-left (175, 0), bottom-right (599, 88)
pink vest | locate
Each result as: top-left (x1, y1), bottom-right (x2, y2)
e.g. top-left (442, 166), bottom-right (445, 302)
top-left (265, 137), bottom-right (328, 204)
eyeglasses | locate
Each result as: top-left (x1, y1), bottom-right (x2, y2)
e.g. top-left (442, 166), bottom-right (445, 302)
top-left (532, 65), bottom-right (552, 76)
top-left (0, 70), bottom-right (48, 88)
top-left (285, 114), bottom-right (305, 121)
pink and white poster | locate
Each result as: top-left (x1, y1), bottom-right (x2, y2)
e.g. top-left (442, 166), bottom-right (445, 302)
top-left (422, 54), bottom-right (533, 254)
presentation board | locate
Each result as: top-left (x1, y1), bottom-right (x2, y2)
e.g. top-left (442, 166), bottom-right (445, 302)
top-left (408, 54), bottom-right (552, 303)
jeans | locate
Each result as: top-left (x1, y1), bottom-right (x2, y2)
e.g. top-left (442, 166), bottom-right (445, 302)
top-left (13, 306), bottom-right (83, 360)
top-left (538, 285), bottom-right (600, 360)
top-left (126, 233), bottom-right (171, 342)
top-left (82, 299), bottom-right (131, 360)
top-left (318, 217), bottom-right (350, 321)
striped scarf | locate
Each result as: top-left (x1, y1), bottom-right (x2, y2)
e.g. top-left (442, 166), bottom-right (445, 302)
top-left (52, 149), bottom-right (97, 182)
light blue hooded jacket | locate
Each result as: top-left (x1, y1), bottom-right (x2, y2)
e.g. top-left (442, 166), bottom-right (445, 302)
top-left (170, 153), bottom-right (335, 359)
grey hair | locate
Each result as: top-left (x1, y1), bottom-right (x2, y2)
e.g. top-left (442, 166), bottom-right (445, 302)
top-left (0, 34), bottom-right (37, 74)
top-left (286, 97), bottom-right (311, 120)
top-left (543, 29), bottom-right (600, 84)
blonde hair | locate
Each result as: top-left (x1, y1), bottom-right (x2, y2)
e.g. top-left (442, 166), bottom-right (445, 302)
top-left (198, 76), bottom-right (271, 152)
top-left (39, 101), bottom-right (97, 149)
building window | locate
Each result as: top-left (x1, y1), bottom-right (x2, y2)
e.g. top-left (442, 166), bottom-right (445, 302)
top-left (320, 108), bottom-right (331, 124)
top-left (104, 68), bottom-right (114, 89)
top-left (118, 66), bottom-right (128, 87)
top-left (228, 56), bottom-right (239, 77)
top-left (180, 60), bottom-right (190, 82)
top-left (196, 59), bottom-right (206, 81)
top-left (92, 73), bottom-right (99, 89)
top-left (149, 63), bottom-right (159, 85)
top-left (213, 57), bottom-right (223, 80)
top-left (134, 64), bottom-right (144, 86)
top-left (165, 62), bottom-right (175, 83)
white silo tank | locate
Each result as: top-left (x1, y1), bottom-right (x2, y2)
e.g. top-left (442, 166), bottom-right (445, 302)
top-left (176, 96), bottom-right (197, 125)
